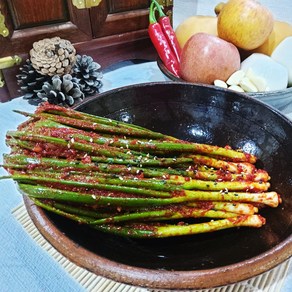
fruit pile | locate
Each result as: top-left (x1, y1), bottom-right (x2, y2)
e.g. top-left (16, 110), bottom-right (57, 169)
top-left (174, 0), bottom-right (292, 93)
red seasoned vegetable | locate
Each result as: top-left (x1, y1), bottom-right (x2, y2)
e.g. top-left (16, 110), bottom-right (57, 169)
top-left (0, 103), bottom-right (282, 238)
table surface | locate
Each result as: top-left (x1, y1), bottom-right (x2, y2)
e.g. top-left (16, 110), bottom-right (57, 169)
top-left (1, 1), bottom-right (292, 291)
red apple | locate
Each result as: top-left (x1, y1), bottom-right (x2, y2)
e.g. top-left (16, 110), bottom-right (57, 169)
top-left (179, 33), bottom-right (241, 84)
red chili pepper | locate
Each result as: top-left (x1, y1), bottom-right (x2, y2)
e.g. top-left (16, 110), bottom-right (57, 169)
top-left (153, 0), bottom-right (181, 62)
top-left (148, 1), bottom-right (180, 77)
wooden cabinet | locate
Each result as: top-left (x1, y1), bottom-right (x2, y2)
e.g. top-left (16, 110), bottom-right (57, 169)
top-left (0, 0), bottom-right (91, 57)
top-left (0, 0), bottom-right (173, 101)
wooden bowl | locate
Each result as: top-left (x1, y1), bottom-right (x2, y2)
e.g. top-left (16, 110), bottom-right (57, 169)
top-left (24, 82), bottom-right (292, 289)
top-left (157, 58), bottom-right (292, 113)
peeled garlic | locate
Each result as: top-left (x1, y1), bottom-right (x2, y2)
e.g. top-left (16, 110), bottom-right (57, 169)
top-left (228, 85), bottom-right (245, 92)
top-left (226, 70), bottom-right (245, 86)
top-left (245, 68), bottom-right (267, 91)
top-left (239, 77), bottom-right (258, 92)
top-left (214, 79), bottom-right (228, 88)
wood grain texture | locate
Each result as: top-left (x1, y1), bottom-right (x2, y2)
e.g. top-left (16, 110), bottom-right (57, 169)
top-left (108, 0), bottom-right (149, 13)
top-left (7, 0), bottom-right (68, 29)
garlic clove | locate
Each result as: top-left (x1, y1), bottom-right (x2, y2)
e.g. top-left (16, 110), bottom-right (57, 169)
top-left (226, 70), bottom-right (245, 86)
top-left (245, 68), bottom-right (267, 91)
top-left (228, 85), bottom-right (245, 92)
top-left (239, 77), bottom-right (258, 92)
top-left (214, 79), bottom-right (228, 88)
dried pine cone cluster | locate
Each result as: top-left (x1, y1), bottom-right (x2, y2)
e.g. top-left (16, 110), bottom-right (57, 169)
top-left (17, 37), bottom-right (103, 107)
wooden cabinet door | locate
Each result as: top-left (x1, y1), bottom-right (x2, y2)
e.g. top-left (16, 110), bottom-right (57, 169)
top-left (0, 0), bottom-right (92, 57)
top-left (90, 0), bottom-right (150, 38)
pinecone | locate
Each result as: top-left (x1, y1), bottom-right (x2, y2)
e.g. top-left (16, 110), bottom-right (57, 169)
top-left (37, 74), bottom-right (84, 106)
top-left (30, 37), bottom-right (76, 76)
top-left (16, 59), bottom-right (51, 101)
top-left (72, 54), bottom-right (102, 96)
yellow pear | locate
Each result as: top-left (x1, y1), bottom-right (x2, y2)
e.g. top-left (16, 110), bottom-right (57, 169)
top-left (216, 0), bottom-right (274, 50)
top-left (252, 20), bottom-right (292, 56)
top-left (175, 16), bottom-right (217, 49)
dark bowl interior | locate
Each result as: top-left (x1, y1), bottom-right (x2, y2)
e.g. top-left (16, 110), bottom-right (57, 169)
top-left (24, 82), bottom-right (292, 289)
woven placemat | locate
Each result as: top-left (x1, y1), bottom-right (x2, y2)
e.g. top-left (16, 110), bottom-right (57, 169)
top-left (12, 203), bottom-right (290, 292)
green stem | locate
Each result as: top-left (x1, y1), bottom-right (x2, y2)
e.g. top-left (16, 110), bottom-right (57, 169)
top-left (190, 154), bottom-right (256, 173)
top-left (187, 201), bottom-right (258, 215)
top-left (12, 175), bottom-right (172, 198)
top-left (14, 109), bottom-right (256, 163)
top-left (89, 207), bottom-right (238, 225)
top-left (7, 169), bottom-right (270, 194)
top-left (3, 154), bottom-right (269, 182)
top-left (29, 198), bottom-right (265, 238)
top-left (18, 183), bottom-right (280, 208)
top-left (36, 112), bottom-right (166, 139)
top-left (7, 130), bottom-right (143, 160)
top-left (154, 215), bottom-right (265, 237)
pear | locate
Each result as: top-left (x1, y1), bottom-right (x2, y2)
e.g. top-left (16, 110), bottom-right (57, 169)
top-left (216, 0), bottom-right (274, 50)
top-left (252, 21), bottom-right (292, 56)
top-left (175, 16), bottom-right (218, 49)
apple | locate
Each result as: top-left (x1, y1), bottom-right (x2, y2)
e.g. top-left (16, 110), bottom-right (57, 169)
top-left (179, 33), bottom-right (241, 84)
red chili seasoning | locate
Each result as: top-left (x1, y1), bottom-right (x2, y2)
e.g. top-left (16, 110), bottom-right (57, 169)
top-left (148, 1), bottom-right (180, 77)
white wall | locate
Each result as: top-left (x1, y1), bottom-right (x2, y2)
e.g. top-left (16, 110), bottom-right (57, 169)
top-left (173, 0), bottom-right (292, 29)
